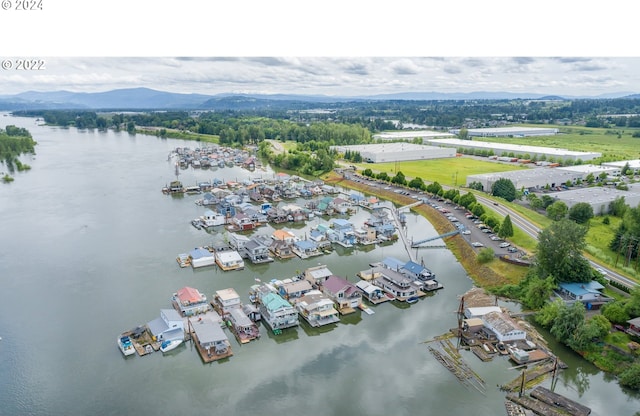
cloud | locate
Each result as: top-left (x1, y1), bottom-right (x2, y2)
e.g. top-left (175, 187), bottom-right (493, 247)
top-left (512, 57), bottom-right (536, 65)
top-left (443, 65), bottom-right (462, 74)
top-left (553, 57), bottom-right (592, 63)
top-left (390, 59), bottom-right (420, 75)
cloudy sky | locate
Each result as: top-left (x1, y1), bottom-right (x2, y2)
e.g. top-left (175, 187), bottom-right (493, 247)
top-left (2, 1), bottom-right (638, 97)
top-left (2, 57), bottom-right (640, 97)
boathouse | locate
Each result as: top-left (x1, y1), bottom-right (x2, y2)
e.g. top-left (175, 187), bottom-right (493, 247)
top-left (481, 311), bottom-right (526, 342)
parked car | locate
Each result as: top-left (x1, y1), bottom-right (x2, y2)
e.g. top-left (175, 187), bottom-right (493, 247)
top-left (461, 230), bottom-right (471, 235)
top-left (471, 242), bottom-right (484, 247)
top-left (507, 246), bottom-right (518, 253)
top-left (499, 242), bottom-right (511, 248)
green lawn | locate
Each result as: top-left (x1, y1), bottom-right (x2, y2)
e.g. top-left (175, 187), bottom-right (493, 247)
top-left (477, 124), bottom-right (640, 162)
top-left (355, 157), bottom-right (526, 187)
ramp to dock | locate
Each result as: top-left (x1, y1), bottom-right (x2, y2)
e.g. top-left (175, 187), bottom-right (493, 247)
top-left (411, 230), bottom-right (460, 247)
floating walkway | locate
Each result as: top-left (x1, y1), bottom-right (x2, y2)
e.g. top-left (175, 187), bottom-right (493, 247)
top-left (411, 229), bottom-right (460, 247)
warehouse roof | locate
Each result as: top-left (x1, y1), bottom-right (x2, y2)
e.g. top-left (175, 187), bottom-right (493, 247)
top-left (427, 138), bottom-right (601, 158)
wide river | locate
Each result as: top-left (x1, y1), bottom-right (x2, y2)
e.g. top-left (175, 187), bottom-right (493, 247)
top-left (0, 113), bottom-right (638, 416)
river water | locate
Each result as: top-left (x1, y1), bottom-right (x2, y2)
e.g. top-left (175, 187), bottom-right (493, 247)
top-left (0, 113), bottom-right (638, 416)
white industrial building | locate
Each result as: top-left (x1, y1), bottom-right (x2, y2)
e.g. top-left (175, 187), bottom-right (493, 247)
top-left (556, 164), bottom-right (620, 177)
top-left (449, 126), bottom-right (559, 137)
top-left (331, 143), bottom-right (455, 163)
top-left (549, 184), bottom-right (640, 214)
top-left (373, 130), bottom-right (455, 141)
top-left (602, 159), bottom-right (640, 175)
top-left (466, 168), bottom-right (584, 192)
top-left (428, 138), bottom-right (601, 162)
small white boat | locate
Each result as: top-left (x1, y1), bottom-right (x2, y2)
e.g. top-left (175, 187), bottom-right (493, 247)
top-left (160, 339), bottom-right (183, 353)
top-left (118, 335), bottom-right (135, 356)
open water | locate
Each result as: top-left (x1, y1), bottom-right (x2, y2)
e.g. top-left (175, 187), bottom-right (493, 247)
top-left (0, 113), bottom-right (638, 415)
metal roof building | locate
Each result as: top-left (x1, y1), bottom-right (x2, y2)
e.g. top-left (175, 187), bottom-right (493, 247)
top-left (331, 143), bottom-right (455, 163)
top-left (548, 183), bottom-right (640, 214)
top-left (373, 130), bottom-right (455, 141)
top-left (449, 126), bottom-right (559, 137)
top-left (465, 167), bottom-right (585, 192)
top-left (602, 159), bottom-right (640, 174)
top-left (427, 138), bottom-right (601, 162)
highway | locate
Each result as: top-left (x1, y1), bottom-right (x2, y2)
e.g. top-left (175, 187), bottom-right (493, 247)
top-left (340, 168), bottom-right (638, 290)
top-left (474, 194), bottom-right (638, 290)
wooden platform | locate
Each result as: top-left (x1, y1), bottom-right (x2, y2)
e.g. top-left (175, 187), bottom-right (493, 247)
top-left (190, 332), bottom-right (233, 363)
top-left (530, 386), bottom-right (591, 416)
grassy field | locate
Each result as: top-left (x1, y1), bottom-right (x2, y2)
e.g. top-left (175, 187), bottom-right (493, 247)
top-left (478, 124), bottom-right (640, 162)
top-left (353, 157), bottom-right (526, 187)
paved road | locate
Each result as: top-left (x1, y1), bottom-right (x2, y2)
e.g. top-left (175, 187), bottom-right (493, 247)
top-left (342, 169), bottom-right (638, 290)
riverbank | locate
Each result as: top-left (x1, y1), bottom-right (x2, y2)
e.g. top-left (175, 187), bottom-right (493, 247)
top-left (323, 171), bottom-right (527, 289)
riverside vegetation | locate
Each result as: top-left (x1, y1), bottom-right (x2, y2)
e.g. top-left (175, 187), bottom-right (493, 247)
top-left (14, 107), bottom-right (640, 390)
top-left (0, 125), bottom-right (36, 182)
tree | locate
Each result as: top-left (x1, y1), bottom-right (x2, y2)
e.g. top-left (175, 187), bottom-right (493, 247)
top-left (468, 181), bottom-right (484, 191)
top-left (536, 298), bottom-right (565, 327)
top-left (571, 314), bottom-right (609, 351)
top-left (619, 363), bottom-right (640, 390)
top-left (458, 127), bottom-right (469, 140)
top-left (568, 202), bottom-right (594, 224)
top-left (491, 178), bottom-right (516, 202)
top-left (585, 172), bottom-right (595, 184)
top-left (458, 192), bottom-right (477, 209)
top-left (391, 171), bottom-right (407, 186)
top-left (550, 301), bottom-right (585, 346)
top-left (498, 215), bottom-right (514, 239)
top-left (477, 247), bottom-right (495, 264)
top-left (408, 177), bottom-right (426, 190)
top-left (522, 276), bottom-right (556, 310)
top-left (601, 301), bottom-right (630, 324)
top-left (546, 200), bottom-right (568, 221)
top-left (609, 196), bottom-right (627, 217)
top-left (536, 219), bottom-right (592, 283)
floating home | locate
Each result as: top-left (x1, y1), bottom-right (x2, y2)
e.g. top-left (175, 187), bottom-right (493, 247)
top-left (256, 291), bottom-right (299, 333)
top-left (215, 250), bottom-right (245, 271)
top-left (295, 290), bottom-right (340, 328)
top-left (147, 309), bottom-right (185, 343)
top-left (189, 318), bottom-right (233, 363)
top-left (227, 308), bottom-right (260, 344)
top-left (172, 286), bottom-right (211, 317)
top-left (322, 275), bottom-right (362, 314)
top-left (355, 280), bottom-right (393, 304)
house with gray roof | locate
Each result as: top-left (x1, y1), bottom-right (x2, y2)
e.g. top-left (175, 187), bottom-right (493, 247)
top-left (147, 308), bottom-right (184, 342)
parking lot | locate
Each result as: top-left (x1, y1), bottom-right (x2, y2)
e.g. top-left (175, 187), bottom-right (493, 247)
top-left (343, 170), bottom-right (524, 257)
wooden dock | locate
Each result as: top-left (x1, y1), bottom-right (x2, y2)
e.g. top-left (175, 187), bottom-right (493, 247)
top-left (530, 386), bottom-right (591, 416)
top-left (500, 361), bottom-right (556, 392)
top-left (507, 394), bottom-right (565, 416)
top-left (428, 339), bottom-right (486, 395)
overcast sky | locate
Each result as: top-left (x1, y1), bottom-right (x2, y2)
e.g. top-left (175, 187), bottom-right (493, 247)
top-left (2, 1), bottom-right (638, 97)
top-left (2, 57), bottom-right (640, 97)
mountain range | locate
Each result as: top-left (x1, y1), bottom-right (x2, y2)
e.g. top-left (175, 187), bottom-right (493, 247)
top-left (0, 87), bottom-right (638, 111)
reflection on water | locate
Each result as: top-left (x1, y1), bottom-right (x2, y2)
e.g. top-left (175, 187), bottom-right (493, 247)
top-left (0, 113), bottom-right (638, 416)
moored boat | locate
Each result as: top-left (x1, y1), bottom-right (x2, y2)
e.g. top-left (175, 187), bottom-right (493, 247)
top-left (117, 335), bottom-right (135, 356)
top-left (160, 339), bottom-right (183, 353)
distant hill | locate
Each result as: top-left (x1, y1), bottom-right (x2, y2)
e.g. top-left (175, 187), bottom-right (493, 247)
top-left (0, 87), bottom-right (639, 111)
